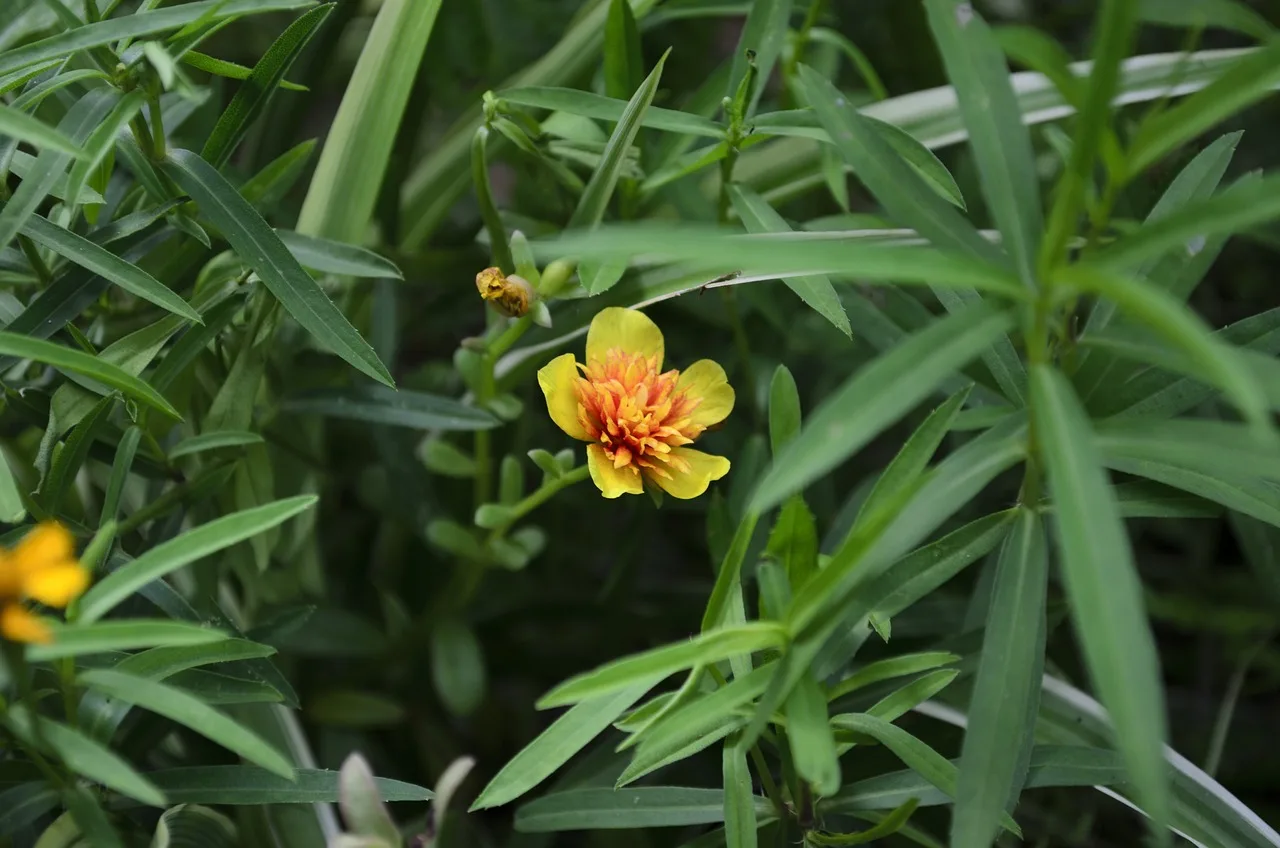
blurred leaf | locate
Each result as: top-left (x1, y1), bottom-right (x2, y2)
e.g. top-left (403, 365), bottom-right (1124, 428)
top-left (768, 364), bottom-right (801, 455)
top-left (750, 304), bottom-right (1014, 514)
top-left (5, 706), bottom-right (166, 807)
top-left (722, 741), bottom-right (758, 848)
top-left (280, 386), bottom-right (498, 430)
top-left (274, 230), bottom-right (404, 279)
top-left (515, 787), bottom-right (771, 832)
top-left (151, 804), bottom-right (237, 848)
top-left (925, 0), bottom-right (1042, 287)
top-left (499, 87), bottom-right (722, 137)
top-left (0, 784), bottom-right (59, 835)
top-left (786, 671), bottom-right (840, 796)
top-left (728, 185), bottom-right (850, 336)
top-left (1129, 40), bottom-right (1280, 176)
top-left (539, 624), bottom-right (786, 707)
top-left (169, 430), bottom-right (265, 459)
top-left (1030, 365), bottom-right (1170, 834)
top-left (79, 669), bottom-right (294, 778)
top-left (18, 213), bottom-right (201, 322)
top-left (471, 681), bottom-right (655, 810)
top-left (726, 0), bottom-right (792, 117)
top-left (0, 449), bottom-right (26, 523)
top-left (765, 495), bottom-right (818, 588)
top-left (63, 91), bottom-right (145, 217)
top-left (139, 767), bottom-right (430, 806)
top-left (1101, 454), bottom-right (1280, 529)
top-left (431, 617), bottom-right (487, 717)
top-left (1095, 419), bottom-right (1280, 482)
top-left (338, 754), bottom-right (399, 844)
top-left (0, 103), bottom-right (85, 158)
top-left (604, 0), bottom-right (644, 100)
top-left (0, 1), bottom-right (315, 77)
top-left (26, 620), bottom-right (227, 661)
top-left (1140, 0), bottom-right (1273, 39)
top-left (295, 0), bottom-right (442, 243)
top-left (78, 496), bottom-right (318, 623)
top-left (63, 784), bottom-right (123, 848)
top-left (201, 4), bottom-right (332, 169)
top-left (164, 149), bottom-right (394, 387)
top-left (952, 509), bottom-right (1047, 848)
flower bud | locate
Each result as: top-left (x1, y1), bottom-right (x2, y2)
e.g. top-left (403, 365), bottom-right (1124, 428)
top-left (475, 267), bottom-right (534, 317)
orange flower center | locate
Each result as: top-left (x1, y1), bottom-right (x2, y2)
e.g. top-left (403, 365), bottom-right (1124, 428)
top-left (575, 349), bottom-right (704, 480)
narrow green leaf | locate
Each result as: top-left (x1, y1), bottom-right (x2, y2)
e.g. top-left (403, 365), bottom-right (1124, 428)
top-left (952, 508), bottom-right (1048, 848)
top-left (62, 784), bottom-right (124, 848)
top-left (137, 766), bottom-right (430, 806)
top-left (78, 496), bottom-right (317, 623)
top-left (498, 87), bottom-right (722, 138)
top-left (1058, 264), bottom-right (1270, 435)
top-left (0, 89), bottom-right (115, 253)
top-left (572, 50), bottom-right (669, 293)
top-left (169, 430), bottom-right (265, 458)
top-left (768, 364), bottom-right (802, 455)
top-left (181, 51), bottom-right (307, 90)
top-left (0, 448), bottom-right (27, 523)
top-left (515, 787), bottom-right (769, 833)
top-left (1040, 0), bottom-right (1138, 266)
top-left (18, 213), bottom-right (201, 322)
top-left (766, 496), bottom-right (819, 588)
top-left (295, 0), bottom-right (441, 244)
top-left (63, 91), bottom-right (145, 216)
top-left (728, 185), bottom-right (850, 336)
top-left (786, 671), bottom-right (840, 796)
top-left (1029, 364), bottom-right (1170, 836)
top-left (539, 624), bottom-right (789, 708)
top-left (4, 707), bottom-right (166, 807)
top-left (726, 0), bottom-right (792, 117)
top-left (828, 653), bottom-right (960, 703)
top-left (201, 4), bottom-right (332, 169)
top-left (925, 0), bottom-right (1042, 287)
top-left (1101, 455), bottom-right (1280, 529)
top-left (853, 385), bottom-right (970, 532)
top-left (0, 1), bottom-right (314, 77)
top-left (723, 741), bottom-right (758, 848)
top-left (164, 149), bottom-right (393, 386)
top-left (1129, 40), bottom-right (1280, 176)
top-left (275, 229), bottom-right (404, 279)
top-left (749, 304), bottom-right (1014, 514)
top-left (604, 0), bottom-right (644, 100)
top-left (0, 332), bottom-right (180, 418)
top-left (39, 393), bottom-right (113, 514)
top-left (1095, 419), bottom-right (1280, 483)
top-left (25, 621), bottom-right (227, 661)
top-left (0, 103), bottom-right (85, 158)
top-left (471, 680), bottom-right (658, 810)
top-left (79, 669), bottom-right (293, 778)
top-left (280, 386), bottom-right (499, 430)
top-left (1140, 0), bottom-right (1274, 40)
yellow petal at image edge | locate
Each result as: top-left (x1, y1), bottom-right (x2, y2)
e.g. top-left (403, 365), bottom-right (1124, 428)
top-left (586, 307), bottom-right (664, 366)
top-left (648, 448), bottom-right (730, 500)
top-left (24, 564), bottom-right (89, 608)
top-left (587, 444), bottom-right (644, 498)
top-left (0, 604), bottom-right (51, 644)
top-left (537, 353), bottom-right (590, 441)
top-left (676, 359), bottom-right (735, 429)
top-left (12, 523), bottom-right (74, 574)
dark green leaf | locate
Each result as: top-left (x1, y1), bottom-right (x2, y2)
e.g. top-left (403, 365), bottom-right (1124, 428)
top-left (138, 767), bottom-right (431, 806)
top-left (280, 386), bottom-right (499, 430)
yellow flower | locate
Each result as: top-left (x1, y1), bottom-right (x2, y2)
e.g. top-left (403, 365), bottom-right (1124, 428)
top-left (538, 307), bottom-right (734, 499)
top-left (0, 523), bottom-right (88, 644)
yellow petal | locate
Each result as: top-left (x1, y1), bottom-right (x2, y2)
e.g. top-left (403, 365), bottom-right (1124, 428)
top-left (677, 359), bottom-right (735, 429)
top-left (587, 444), bottom-right (644, 498)
top-left (537, 353), bottom-right (590, 440)
top-left (586, 307), bottom-right (663, 367)
top-left (0, 604), bottom-right (52, 644)
top-left (23, 563), bottom-right (88, 608)
top-left (11, 523), bottom-right (74, 575)
top-left (646, 448), bottom-right (730, 500)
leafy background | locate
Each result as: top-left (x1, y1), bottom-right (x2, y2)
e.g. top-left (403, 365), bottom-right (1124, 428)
top-left (2, 0), bottom-right (1280, 846)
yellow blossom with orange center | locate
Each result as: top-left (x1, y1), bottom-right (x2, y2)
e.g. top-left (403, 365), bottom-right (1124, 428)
top-left (538, 307), bottom-right (734, 499)
top-left (0, 523), bottom-right (88, 644)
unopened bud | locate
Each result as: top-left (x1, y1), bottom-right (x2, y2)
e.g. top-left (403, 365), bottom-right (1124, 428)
top-left (475, 267), bottom-right (534, 317)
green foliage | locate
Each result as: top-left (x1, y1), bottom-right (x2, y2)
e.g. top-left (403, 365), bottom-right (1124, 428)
top-left (3, 1), bottom-right (1280, 846)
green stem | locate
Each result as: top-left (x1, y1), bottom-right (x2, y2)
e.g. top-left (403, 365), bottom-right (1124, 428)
top-left (486, 463), bottom-right (589, 544)
top-left (17, 236), bottom-right (53, 285)
top-left (707, 665), bottom-right (786, 818)
top-left (149, 95), bottom-right (166, 160)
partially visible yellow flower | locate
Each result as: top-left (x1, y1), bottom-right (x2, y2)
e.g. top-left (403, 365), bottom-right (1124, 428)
top-left (476, 267), bottom-right (534, 317)
top-left (0, 523), bottom-right (88, 644)
top-left (538, 307), bottom-right (734, 499)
